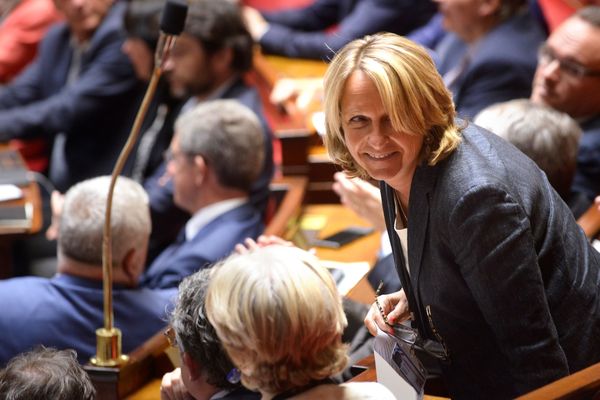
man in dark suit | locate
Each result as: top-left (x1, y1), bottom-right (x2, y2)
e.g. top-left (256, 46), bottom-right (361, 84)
top-left (531, 6), bottom-right (600, 202)
top-left (242, 0), bottom-right (436, 60)
top-left (0, 176), bottom-right (176, 366)
top-left (141, 100), bottom-right (265, 289)
top-left (141, 0), bottom-right (275, 263)
top-left (0, 0), bottom-right (142, 192)
top-left (434, 0), bottom-right (546, 119)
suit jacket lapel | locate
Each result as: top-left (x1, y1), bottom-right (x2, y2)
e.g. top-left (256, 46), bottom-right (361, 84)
top-left (408, 163), bottom-right (437, 286)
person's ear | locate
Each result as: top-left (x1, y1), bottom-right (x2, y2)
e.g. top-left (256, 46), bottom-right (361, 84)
top-left (121, 248), bottom-right (142, 287)
top-left (182, 351), bottom-right (202, 381)
top-left (193, 155), bottom-right (207, 186)
top-left (210, 47), bottom-right (234, 74)
top-left (479, 0), bottom-right (501, 18)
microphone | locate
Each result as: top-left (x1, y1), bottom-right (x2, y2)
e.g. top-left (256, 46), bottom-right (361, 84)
top-left (155, 0), bottom-right (188, 68)
top-left (91, 0), bottom-right (188, 367)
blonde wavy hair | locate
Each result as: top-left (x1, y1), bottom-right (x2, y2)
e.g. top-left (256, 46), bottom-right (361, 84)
top-left (324, 33), bottom-right (462, 179)
top-left (205, 245), bottom-right (348, 395)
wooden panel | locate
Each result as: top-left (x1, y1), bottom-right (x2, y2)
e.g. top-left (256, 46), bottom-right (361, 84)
top-left (85, 329), bottom-right (176, 400)
top-left (264, 175), bottom-right (307, 238)
top-left (517, 361), bottom-right (600, 400)
top-left (250, 50), bottom-right (329, 178)
top-left (576, 203), bottom-right (600, 239)
top-left (0, 147), bottom-right (43, 278)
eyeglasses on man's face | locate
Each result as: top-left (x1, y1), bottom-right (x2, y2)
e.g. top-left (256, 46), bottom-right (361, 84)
top-left (163, 148), bottom-right (193, 165)
top-left (164, 327), bottom-right (178, 348)
top-left (538, 43), bottom-right (600, 79)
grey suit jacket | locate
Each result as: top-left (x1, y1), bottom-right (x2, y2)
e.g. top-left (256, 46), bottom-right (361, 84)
top-left (383, 122), bottom-right (600, 399)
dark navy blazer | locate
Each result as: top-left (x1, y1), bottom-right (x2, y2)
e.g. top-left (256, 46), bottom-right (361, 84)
top-left (435, 9), bottom-right (546, 119)
top-left (143, 77), bottom-right (275, 263)
top-left (141, 202), bottom-right (264, 289)
top-left (572, 115), bottom-right (600, 201)
top-left (260, 0), bottom-right (436, 60)
top-left (384, 123), bottom-right (600, 398)
top-left (0, 2), bottom-right (143, 192)
top-left (0, 274), bottom-right (176, 366)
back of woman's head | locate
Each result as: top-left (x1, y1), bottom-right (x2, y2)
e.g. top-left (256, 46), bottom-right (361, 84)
top-left (205, 245), bottom-right (348, 395)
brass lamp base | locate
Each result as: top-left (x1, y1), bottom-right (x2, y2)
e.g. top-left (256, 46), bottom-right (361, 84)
top-left (89, 327), bottom-right (130, 367)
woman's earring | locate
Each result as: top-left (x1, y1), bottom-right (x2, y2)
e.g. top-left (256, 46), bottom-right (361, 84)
top-left (226, 367), bottom-right (241, 384)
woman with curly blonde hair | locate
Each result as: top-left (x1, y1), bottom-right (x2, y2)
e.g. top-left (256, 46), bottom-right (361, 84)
top-left (205, 244), bottom-right (394, 399)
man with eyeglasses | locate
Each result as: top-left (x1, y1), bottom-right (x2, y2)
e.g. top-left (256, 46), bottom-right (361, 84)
top-left (140, 100), bottom-right (265, 289)
top-left (531, 6), bottom-right (600, 202)
top-left (140, 0), bottom-right (275, 266)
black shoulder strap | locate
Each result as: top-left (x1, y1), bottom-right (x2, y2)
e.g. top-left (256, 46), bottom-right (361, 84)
top-left (379, 180), bottom-right (428, 337)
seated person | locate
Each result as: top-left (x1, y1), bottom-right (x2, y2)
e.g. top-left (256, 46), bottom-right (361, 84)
top-left (475, 98), bottom-right (589, 217)
top-left (433, 0), bottom-right (546, 118)
top-left (141, 100), bottom-right (265, 289)
top-left (160, 269), bottom-right (260, 400)
top-left (0, 0), bottom-right (62, 172)
top-left (142, 0), bottom-right (275, 262)
top-left (0, 347), bottom-right (95, 400)
top-left (205, 244), bottom-right (396, 399)
top-left (242, 0), bottom-right (436, 60)
top-left (122, 0), bottom-right (185, 184)
top-left (0, 0), bottom-right (142, 192)
top-left (0, 176), bottom-right (176, 365)
top-left (530, 6), bottom-right (600, 202)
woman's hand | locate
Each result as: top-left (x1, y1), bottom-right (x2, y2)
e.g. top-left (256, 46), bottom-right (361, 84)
top-left (160, 368), bottom-right (193, 400)
top-left (364, 289), bottom-right (410, 336)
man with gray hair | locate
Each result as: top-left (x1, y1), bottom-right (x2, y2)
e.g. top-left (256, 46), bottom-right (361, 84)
top-left (0, 176), bottom-right (176, 366)
top-left (141, 99), bottom-right (265, 289)
top-left (475, 99), bottom-right (589, 217)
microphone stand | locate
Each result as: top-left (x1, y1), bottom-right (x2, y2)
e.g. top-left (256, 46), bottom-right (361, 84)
top-left (90, 31), bottom-right (181, 368)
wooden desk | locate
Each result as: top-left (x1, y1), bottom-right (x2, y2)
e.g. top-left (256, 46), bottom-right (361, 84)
top-left (517, 361), bottom-right (600, 400)
top-left (0, 148), bottom-right (43, 278)
top-left (250, 51), bottom-right (335, 194)
top-left (301, 204), bottom-right (379, 304)
top-left (0, 180), bottom-right (42, 236)
top-left (576, 203), bottom-right (600, 239)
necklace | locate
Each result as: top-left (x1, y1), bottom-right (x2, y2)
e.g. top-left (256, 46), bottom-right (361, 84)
top-left (395, 192), bottom-right (408, 227)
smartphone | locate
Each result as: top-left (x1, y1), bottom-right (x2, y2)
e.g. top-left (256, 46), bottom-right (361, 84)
top-left (312, 226), bottom-right (374, 249)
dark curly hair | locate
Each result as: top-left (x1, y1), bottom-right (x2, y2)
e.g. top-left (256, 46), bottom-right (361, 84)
top-left (184, 0), bottom-right (253, 73)
top-left (170, 269), bottom-right (238, 390)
